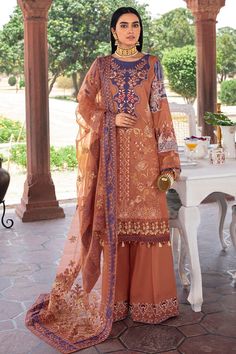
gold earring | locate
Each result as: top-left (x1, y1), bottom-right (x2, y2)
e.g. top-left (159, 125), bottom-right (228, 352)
top-left (113, 32), bottom-right (119, 46)
top-left (136, 40), bottom-right (140, 46)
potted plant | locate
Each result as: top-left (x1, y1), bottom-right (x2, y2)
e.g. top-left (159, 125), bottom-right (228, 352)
top-left (204, 111), bottom-right (236, 159)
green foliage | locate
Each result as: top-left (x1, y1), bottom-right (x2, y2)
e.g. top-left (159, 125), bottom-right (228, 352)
top-left (50, 145), bottom-right (77, 169)
top-left (47, 0), bottom-right (149, 94)
top-left (8, 76), bottom-right (17, 86)
top-left (219, 79), bottom-right (236, 106)
top-left (19, 77), bottom-right (25, 88)
top-left (52, 95), bottom-right (76, 101)
top-left (0, 117), bottom-right (26, 143)
top-left (9, 144), bottom-right (77, 170)
top-left (0, 153), bottom-right (6, 162)
top-left (0, 6), bottom-right (24, 76)
top-left (162, 45), bottom-right (196, 103)
top-left (150, 8), bottom-right (194, 58)
top-left (217, 27), bottom-right (236, 82)
top-left (0, 1), bottom-right (150, 94)
top-left (204, 112), bottom-right (236, 126)
top-left (10, 144), bottom-right (27, 167)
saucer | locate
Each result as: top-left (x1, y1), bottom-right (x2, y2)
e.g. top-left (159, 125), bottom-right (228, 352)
top-left (181, 160), bottom-right (198, 167)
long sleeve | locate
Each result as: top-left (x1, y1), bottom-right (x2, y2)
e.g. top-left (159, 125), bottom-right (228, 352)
top-left (150, 58), bottom-right (180, 175)
top-left (76, 58), bottom-right (105, 134)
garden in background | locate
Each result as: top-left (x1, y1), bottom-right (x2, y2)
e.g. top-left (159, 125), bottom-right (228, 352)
top-left (0, 0), bottom-right (236, 203)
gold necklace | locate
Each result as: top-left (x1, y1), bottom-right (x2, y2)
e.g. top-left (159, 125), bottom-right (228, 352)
top-left (115, 46), bottom-right (138, 57)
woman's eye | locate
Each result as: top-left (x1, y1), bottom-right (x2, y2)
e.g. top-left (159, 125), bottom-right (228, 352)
top-left (133, 23), bottom-right (140, 28)
top-left (120, 24), bottom-right (128, 28)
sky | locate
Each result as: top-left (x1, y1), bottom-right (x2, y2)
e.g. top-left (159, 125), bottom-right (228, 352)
top-left (0, 0), bottom-right (235, 29)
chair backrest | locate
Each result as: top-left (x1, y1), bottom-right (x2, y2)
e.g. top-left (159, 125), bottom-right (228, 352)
top-left (169, 102), bottom-right (197, 146)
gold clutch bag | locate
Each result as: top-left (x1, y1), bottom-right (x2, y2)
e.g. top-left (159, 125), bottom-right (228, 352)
top-left (157, 172), bottom-right (174, 192)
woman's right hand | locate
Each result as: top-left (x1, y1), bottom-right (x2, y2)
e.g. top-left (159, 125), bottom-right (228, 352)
top-left (115, 113), bottom-right (137, 128)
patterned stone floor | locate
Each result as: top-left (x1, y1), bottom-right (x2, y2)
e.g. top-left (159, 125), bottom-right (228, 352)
top-left (0, 202), bottom-right (236, 354)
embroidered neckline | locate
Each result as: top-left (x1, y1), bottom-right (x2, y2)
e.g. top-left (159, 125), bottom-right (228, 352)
top-left (112, 53), bottom-right (149, 65)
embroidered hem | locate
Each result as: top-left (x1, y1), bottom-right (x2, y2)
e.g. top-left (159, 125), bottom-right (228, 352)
top-left (118, 234), bottom-right (170, 244)
top-left (113, 298), bottom-right (179, 324)
top-left (117, 219), bottom-right (170, 243)
top-left (113, 301), bottom-right (129, 322)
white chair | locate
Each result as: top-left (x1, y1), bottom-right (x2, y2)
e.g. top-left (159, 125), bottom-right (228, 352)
top-left (167, 189), bottom-right (190, 288)
top-left (167, 190), bottom-right (230, 300)
top-left (169, 102), bottom-right (197, 145)
top-left (230, 204), bottom-right (236, 248)
top-left (167, 103), bottom-right (232, 307)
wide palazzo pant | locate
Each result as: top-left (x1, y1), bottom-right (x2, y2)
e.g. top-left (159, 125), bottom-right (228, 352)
top-left (113, 242), bottom-right (179, 323)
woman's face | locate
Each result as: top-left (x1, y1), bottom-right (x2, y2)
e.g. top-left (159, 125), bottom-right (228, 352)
top-left (112, 13), bottom-right (141, 49)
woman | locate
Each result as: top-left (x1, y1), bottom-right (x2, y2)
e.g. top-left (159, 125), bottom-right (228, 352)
top-left (26, 7), bottom-right (180, 353)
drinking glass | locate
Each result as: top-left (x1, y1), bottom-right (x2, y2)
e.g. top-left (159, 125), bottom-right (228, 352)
top-left (184, 138), bottom-right (199, 162)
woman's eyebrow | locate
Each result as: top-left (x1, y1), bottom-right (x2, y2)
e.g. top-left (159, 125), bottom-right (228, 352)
top-left (119, 21), bottom-right (140, 25)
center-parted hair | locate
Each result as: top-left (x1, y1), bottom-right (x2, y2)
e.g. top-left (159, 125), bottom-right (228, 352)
top-left (110, 7), bottom-right (143, 54)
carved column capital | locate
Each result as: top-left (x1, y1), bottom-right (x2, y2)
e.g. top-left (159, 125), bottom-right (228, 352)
top-left (184, 0), bottom-right (225, 21)
top-left (17, 0), bottom-right (52, 20)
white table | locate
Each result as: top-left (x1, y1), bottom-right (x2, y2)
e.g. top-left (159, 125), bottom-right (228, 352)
top-left (172, 159), bottom-right (236, 312)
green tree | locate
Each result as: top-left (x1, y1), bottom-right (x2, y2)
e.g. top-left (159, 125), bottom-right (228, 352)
top-left (162, 45), bottom-right (196, 104)
top-left (150, 8), bottom-right (195, 58)
top-left (47, 0), bottom-right (150, 95)
top-left (217, 27), bottom-right (236, 82)
top-left (0, 1), bottom-right (151, 96)
top-left (219, 79), bottom-right (236, 105)
top-left (0, 6), bottom-right (24, 77)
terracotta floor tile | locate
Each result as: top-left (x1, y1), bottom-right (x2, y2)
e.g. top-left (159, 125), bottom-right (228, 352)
top-left (31, 266), bottom-right (57, 283)
top-left (0, 245), bottom-right (26, 262)
top-left (201, 312), bottom-right (236, 337)
top-left (0, 299), bottom-right (23, 320)
top-left (96, 339), bottom-right (125, 353)
top-left (0, 329), bottom-right (40, 354)
top-left (20, 249), bottom-right (60, 265)
top-left (76, 348), bottom-right (98, 354)
top-left (14, 310), bottom-right (27, 330)
top-left (0, 262), bottom-right (39, 277)
top-left (163, 304), bottom-right (203, 327)
top-left (202, 287), bottom-right (222, 304)
top-left (0, 320), bottom-right (15, 331)
top-left (2, 282), bottom-right (50, 301)
top-left (109, 321), bottom-right (127, 338)
top-left (120, 325), bottom-right (183, 353)
top-left (29, 341), bottom-right (60, 354)
top-left (177, 288), bottom-right (189, 305)
top-left (179, 334), bottom-right (236, 354)
top-left (202, 273), bottom-right (229, 288)
top-left (123, 317), bottom-right (144, 328)
top-left (105, 349), bottom-right (128, 354)
top-left (201, 301), bottom-right (225, 314)
top-left (1, 203), bottom-right (236, 354)
top-left (220, 294), bottom-right (236, 311)
top-left (216, 283), bottom-right (236, 296)
top-left (178, 324), bottom-right (207, 337)
top-left (0, 277), bottom-right (12, 291)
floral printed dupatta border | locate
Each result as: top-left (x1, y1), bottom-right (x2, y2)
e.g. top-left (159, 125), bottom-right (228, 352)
top-left (25, 56), bottom-right (117, 353)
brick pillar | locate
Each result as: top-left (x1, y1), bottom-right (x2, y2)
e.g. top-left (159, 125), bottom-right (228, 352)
top-left (16, 0), bottom-right (65, 222)
top-left (185, 0), bottom-right (225, 139)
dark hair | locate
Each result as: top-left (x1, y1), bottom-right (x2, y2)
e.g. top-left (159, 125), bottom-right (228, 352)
top-left (110, 7), bottom-right (143, 54)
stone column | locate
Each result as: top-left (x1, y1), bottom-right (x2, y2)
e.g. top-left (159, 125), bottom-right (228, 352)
top-left (16, 0), bottom-right (65, 222)
top-left (185, 0), bottom-right (225, 139)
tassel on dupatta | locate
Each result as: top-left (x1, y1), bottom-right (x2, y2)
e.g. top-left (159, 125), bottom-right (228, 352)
top-left (25, 56), bottom-right (118, 353)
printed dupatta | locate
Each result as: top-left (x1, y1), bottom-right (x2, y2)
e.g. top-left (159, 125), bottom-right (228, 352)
top-left (25, 56), bottom-right (118, 353)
